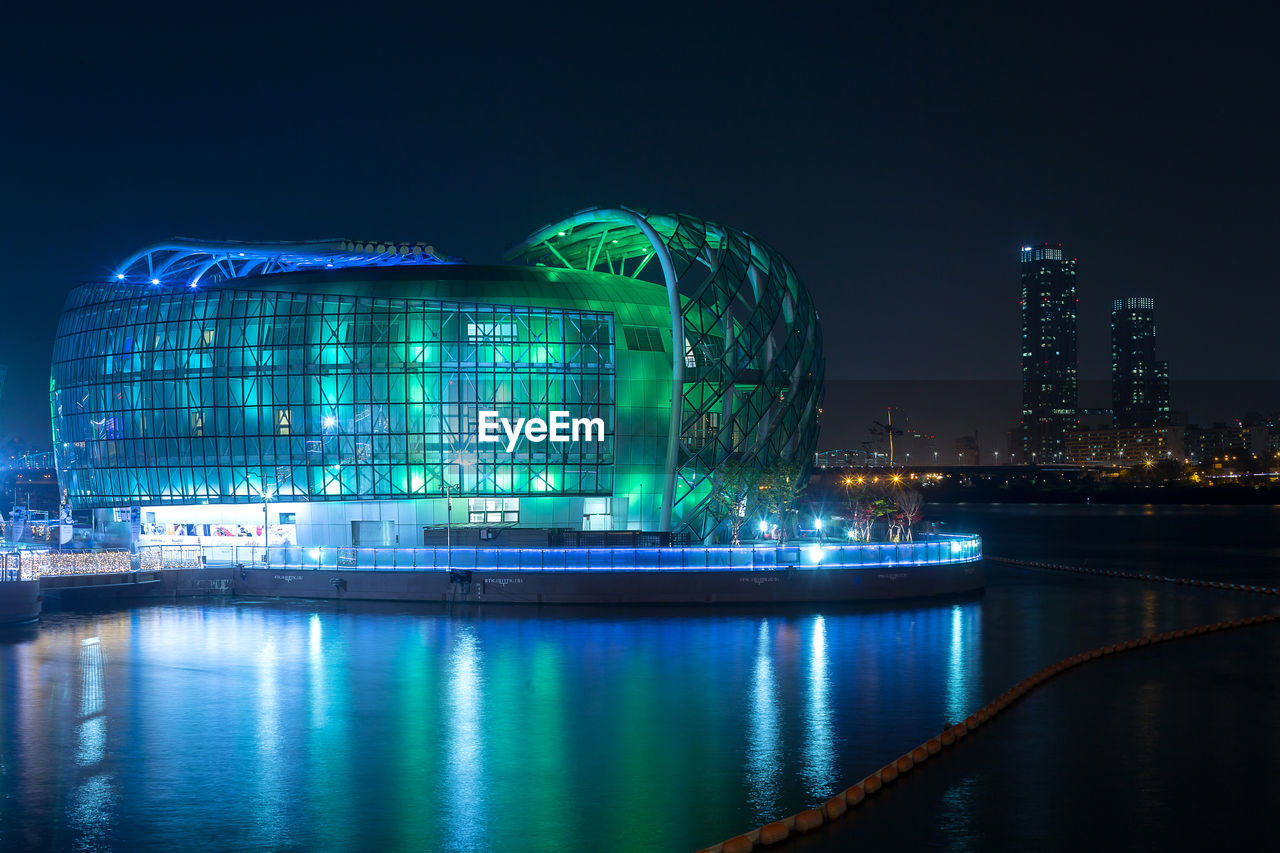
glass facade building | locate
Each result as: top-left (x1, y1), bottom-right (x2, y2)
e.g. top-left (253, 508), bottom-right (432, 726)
top-left (1111, 297), bottom-right (1170, 428)
top-left (1018, 243), bottom-right (1079, 463)
top-left (52, 209), bottom-right (824, 546)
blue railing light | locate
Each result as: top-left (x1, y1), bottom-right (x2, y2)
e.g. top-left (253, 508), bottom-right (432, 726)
top-left (186, 534), bottom-right (981, 574)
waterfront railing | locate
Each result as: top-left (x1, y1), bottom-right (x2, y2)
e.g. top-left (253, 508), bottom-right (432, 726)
top-left (2, 534), bottom-right (981, 578)
top-left (209, 534), bottom-right (981, 573)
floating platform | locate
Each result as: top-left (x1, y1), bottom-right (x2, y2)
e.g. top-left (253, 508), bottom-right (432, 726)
top-left (231, 543), bottom-right (985, 606)
top-left (17, 537), bottom-right (984, 609)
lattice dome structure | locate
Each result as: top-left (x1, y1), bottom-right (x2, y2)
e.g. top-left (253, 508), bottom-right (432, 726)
top-left (510, 207), bottom-right (825, 539)
top-left (51, 208), bottom-right (823, 543)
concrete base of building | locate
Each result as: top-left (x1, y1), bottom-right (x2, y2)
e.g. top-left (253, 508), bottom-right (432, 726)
top-left (0, 581), bottom-right (43, 625)
top-left (39, 569), bottom-right (234, 608)
top-left (232, 560), bottom-right (985, 605)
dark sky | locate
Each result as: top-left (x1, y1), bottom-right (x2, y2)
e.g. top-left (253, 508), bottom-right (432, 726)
top-left (3, 1), bottom-right (1277, 445)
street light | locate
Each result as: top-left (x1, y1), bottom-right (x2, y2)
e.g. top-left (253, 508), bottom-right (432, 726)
top-left (252, 480), bottom-right (277, 569)
top-left (442, 482), bottom-right (459, 550)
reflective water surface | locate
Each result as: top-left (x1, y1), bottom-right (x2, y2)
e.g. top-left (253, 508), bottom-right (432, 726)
top-left (2, 505), bottom-right (1278, 852)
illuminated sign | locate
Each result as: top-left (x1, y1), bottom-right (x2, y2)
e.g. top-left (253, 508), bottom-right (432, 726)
top-left (477, 411), bottom-right (606, 453)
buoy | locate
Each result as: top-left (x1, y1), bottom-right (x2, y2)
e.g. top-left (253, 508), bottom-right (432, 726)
top-left (896, 755), bottom-right (914, 774)
top-left (863, 773), bottom-right (883, 794)
top-left (795, 809), bottom-right (824, 834)
top-left (912, 745), bottom-right (930, 763)
top-left (880, 763), bottom-right (899, 783)
top-left (824, 796), bottom-right (847, 820)
top-left (722, 836), bottom-right (753, 853)
top-left (940, 729), bottom-right (956, 747)
top-left (845, 782), bottom-right (867, 805)
top-left (952, 722), bottom-right (968, 739)
top-left (759, 821), bottom-right (789, 846)
top-left (926, 737), bottom-right (942, 755)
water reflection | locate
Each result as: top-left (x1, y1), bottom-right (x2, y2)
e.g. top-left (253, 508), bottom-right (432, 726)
top-left (76, 638), bottom-right (105, 767)
top-left (254, 622), bottom-right (286, 843)
top-left (444, 625), bottom-right (487, 852)
top-left (938, 774), bottom-right (979, 852)
top-left (2, 599), bottom-right (994, 852)
top-left (802, 615), bottom-right (835, 801)
top-left (70, 636), bottom-right (113, 848)
top-left (746, 619), bottom-right (782, 822)
top-left (947, 603), bottom-right (981, 725)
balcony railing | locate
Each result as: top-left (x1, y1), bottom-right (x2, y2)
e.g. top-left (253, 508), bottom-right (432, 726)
top-left (208, 534), bottom-right (981, 573)
top-left (2, 534), bottom-right (981, 578)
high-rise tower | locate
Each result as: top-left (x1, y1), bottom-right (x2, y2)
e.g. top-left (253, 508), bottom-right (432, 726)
top-left (1018, 243), bottom-right (1078, 463)
top-left (1111, 297), bottom-right (1170, 427)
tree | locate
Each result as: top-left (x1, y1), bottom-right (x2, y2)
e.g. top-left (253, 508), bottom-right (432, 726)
top-left (891, 488), bottom-right (924, 541)
top-left (706, 461), bottom-right (762, 545)
top-left (870, 495), bottom-right (898, 540)
top-left (757, 461), bottom-right (807, 545)
top-left (843, 479), bottom-right (913, 542)
top-left (842, 481), bottom-right (880, 541)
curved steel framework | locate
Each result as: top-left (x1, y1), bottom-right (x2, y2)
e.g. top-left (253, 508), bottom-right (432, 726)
top-left (113, 239), bottom-right (458, 286)
top-left (509, 207), bottom-right (825, 539)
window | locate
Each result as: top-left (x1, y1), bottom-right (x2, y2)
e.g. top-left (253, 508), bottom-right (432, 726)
top-left (466, 322), bottom-right (517, 341)
top-left (468, 497), bottom-right (518, 524)
top-left (623, 326), bottom-right (665, 352)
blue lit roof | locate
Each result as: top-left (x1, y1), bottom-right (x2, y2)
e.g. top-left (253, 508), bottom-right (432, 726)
top-left (112, 239), bottom-right (461, 286)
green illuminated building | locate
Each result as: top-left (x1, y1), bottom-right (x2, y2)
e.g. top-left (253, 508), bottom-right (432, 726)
top-left (51, 208), bottom-right (824, 545)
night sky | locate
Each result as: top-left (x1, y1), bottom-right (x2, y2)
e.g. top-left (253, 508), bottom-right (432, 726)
top-left (3, 2), bottom-right (1277, 447)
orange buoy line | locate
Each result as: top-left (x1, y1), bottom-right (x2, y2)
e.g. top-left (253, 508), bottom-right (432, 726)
top-left (694, 559), bottom-right (1280, 853)
top-left (985, 556), bottom-right (1280, 596)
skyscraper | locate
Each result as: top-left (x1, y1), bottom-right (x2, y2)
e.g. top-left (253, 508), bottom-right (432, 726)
top-left (1111, 297), bottom-right (1170, 427)
top-left (1018, 243), bottom-right (1078, 463)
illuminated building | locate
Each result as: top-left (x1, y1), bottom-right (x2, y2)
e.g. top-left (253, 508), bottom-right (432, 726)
top-left (1064, 425), bottom-right (1179, 466)
top-left (51, 208), bottom-right (824, 546)
top-left (1018, 243), bottom-right (1079, 463)
top-left (1111, 297), bottom-right (1170, 428)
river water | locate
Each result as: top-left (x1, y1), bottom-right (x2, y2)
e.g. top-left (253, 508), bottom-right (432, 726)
top-left (1, 505), bottom-right (1278, 852)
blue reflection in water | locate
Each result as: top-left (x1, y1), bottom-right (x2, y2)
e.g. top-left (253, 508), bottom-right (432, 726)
top-left (71, 636), bottom-right (112, 848)
top-left (938, 774), bottom-right (979, 851)
top-left (1, 599), bottom-right (995, 852)
top-left (254, 624), bottom-right (286, 844)
top-left (747, 620), bottom-right (781, 822)
top-left (947, 604), bottom-right (980, 724)
top-left (3, 506), bottom-right (1273, 852)
top-left (308, 614), bottom-right (326, 725)
top-left (445, 625), bottom-right (487, 852)
top-left (76, 638), bottom-right (105, 767)
top-left (802, 615), bottom-right (835, 801)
